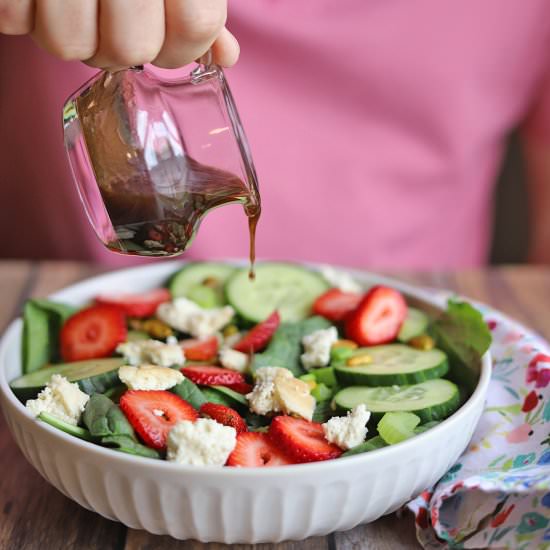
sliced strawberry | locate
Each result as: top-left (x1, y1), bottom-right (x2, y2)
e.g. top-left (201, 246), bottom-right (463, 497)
top-left (60, 304), bottom-right (127, 362)
top-left (226, 432), bottom-right (296, 467)
top-left (345, 286), bottom-right (407, 346)
top-left (119, 390), bottom-right (198, 450)
top-left (200, 403), bottom-right (247, 433)
top-left (312, 289), bottom-right (363, 322)
top-left (228, 382), bottom-right (253, 395)
top-left (95, 288), bottom-right (171, 318)
top-left (180, 336), bottom-right (218, 361)
top-left (181, 365), bottom-right (246, 388)
top-left (233, 311), bottom-right (280, 353)
top-left (268, 415), bottom-right (342, 463)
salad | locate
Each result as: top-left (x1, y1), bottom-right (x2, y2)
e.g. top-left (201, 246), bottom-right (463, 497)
top-left (10, 262), bottom-right (492, 467)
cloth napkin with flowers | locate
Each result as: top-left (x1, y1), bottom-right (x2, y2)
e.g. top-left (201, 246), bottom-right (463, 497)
top-left (407, 299), bottom-right (550, 549)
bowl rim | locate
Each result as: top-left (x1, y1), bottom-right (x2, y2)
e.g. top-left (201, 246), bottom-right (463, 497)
top-left (0, 260), bottom-right (492, 477)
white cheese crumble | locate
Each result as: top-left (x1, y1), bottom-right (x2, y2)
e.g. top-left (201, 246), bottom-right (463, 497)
top-left (157, 297), bottom-right (234, 339)
top-left (320, 265), bottom-right (362, 293)
top-left (301, 327), bottom-right (338, 370)
top-left (322, 404), bottom-right (371, 450)
top-left (116, 339), bottom-right (185, 368)
top-left (222, 331), bottom-right (242, 348)
top-left (166, 418), bottom-right (236, 466)
top-left (246, 367), bottom-right (315, 421)
top-left (219, 348), bottom-right (249, 373)
top-left (118, 364), bottom-right (184, 391)
top-left (26, 374), bottom-right (90, 426)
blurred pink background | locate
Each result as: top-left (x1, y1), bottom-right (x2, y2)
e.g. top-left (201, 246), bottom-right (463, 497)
top-left (1, 1), bottom-right (549, 270)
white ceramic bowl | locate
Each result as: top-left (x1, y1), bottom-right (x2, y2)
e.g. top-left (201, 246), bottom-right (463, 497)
top-left (0, 262), bottom-right (491, 543)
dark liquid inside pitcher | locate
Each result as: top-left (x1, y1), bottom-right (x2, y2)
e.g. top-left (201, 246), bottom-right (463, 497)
top-left (68, 67), bottom-right (261, 276)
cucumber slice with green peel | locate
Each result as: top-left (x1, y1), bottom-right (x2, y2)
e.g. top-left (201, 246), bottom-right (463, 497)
top-left (341, 435), bottom-right (387, 457)
top-left (38, 412), bottom-right (94, 441)
top-left (168, 262), bottom-right (235, 301)
top-left (225, 263), bottom-right (330, 323)
top-left (333, 379), bottom-right (460, 423)
top-left (397, 307), bottom-right (429, 342)
top-left (377, 412), bottom-right (421, 444)
top-left (334, 344), bottom-right (448, 386)
top-left (10, 357), bottom-right (125, 401)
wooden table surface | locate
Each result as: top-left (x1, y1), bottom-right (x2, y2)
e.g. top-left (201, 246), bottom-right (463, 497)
top-left (1, 261), bottom-right (549, 550)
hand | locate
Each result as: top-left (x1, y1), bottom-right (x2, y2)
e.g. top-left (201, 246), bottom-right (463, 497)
top-left (0, 0), bottom-right (239, 70)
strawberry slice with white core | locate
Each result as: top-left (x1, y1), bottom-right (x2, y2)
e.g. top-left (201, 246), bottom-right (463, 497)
top-left (60, 304), bottom-right (127, 362)
top-left (312, 289), bottom-right (363, 323)
top-left (181, 365), bottom-right (246, 388)
top-left (180, 336), bottom-right (218, 361)
top-left (119, 390), bottom-right (198, 450)
top-left (268, 415), bottom-right (342, 463)
top-left (345, 286), bottom-right (407, 346)
top-left (95, 288), bottom-right (171, 318)
top-left (226, 432), bottom-right (296, 467)
top-left (233, 311), bottom-right (280, 353)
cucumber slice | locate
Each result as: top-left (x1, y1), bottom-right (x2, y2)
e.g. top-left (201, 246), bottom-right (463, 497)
top-left (10, 357), bottom-right (125, 401)
top-left (312, 367), bottom-right (337, 387)
top-left (333, 379), bottom-right (460, 423)
top-left (377, 412), bottom-right (421, 444)
top-left (168, 262), bottom-right (235, 301)
top-left (38, 412), bottom-right (94, 441)
top-left (398, 307), bottom-right (429, 342)
top-left (341, 435), bottom-right (387, 457)
top-left (414, 421), bottom-right (441, 434)
top-left (186, 284), bottom-right (220, 309)
top-left (334, 344), bottom-right (448, 386)
top-left (225, 263), bottom-right (329, 323)
top-left (311, 383), bottom-right (332, 402)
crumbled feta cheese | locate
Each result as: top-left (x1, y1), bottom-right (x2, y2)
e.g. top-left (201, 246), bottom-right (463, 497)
top-left (166, 335), bottom-right (178, 345)
top-left (157, 297), bottom-right (234, 339)
top-left (320, 265), bottom-right (362, 293)
top-left (166, 418), bottom-right (236, 466)
top-left (26, 374), bottom-right (90, 426)
top-left (116, 339), bottom-right (185, 368)
top-left (118, 364), bottom-right (184, 390)
top-left (247, 367), bottom-right (315, 421)
top-left (219, 348), bottom-right (249, 373)
top-left (301, 327), bottom-right (338, 370)
top-left (222, 331), bottom-right (242, 348)
top-left (322, 404), bottom-right (371, 450)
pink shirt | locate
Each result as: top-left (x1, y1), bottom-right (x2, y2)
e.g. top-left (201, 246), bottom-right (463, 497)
top-left (1, 0), bottom-right (550, 270)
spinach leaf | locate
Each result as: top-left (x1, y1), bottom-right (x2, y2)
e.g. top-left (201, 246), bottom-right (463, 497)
top-left (312, 400), bottom-right (333, 423)
top-left (430, 300), bottom-right (492, 392)
top-left (171, 377), bottom-right (207, 409)
top-left (341, 436), bottom-right (387, 457)
top-left (101, 435), bottom-right (160, 459)
top-left (21, 299), bottom-right (78, 372)
top-left (83, 394), bottom-right (134, 438)
top-left (252, 316), bottom-right (332, 376)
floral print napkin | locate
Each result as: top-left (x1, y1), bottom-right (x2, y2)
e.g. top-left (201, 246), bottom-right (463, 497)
top-left (407, 300), bottom-right (550, 549)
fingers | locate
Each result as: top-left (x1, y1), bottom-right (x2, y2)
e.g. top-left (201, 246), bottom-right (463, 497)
top-left (154, 0), bottom-right (227, 68)
top-left (210, 26), bottom-right (239, 67)
top-left (86, 0), bottom-right (165, 70)
top-left (0, 0), bottom-right (34, 35)
top-left (32, 0), bottom-right (98, 61)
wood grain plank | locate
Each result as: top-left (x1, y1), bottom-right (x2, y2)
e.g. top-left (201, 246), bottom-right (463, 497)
top-left (333, 514), bottom-right (421, 550)
top-left (125, 529), bottom-right (329, 550)
top-left (0, 261), bottom-right (127, 550)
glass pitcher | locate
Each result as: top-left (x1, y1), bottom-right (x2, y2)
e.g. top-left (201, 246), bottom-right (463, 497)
top-left (62, 58), bottom-right (261, 258)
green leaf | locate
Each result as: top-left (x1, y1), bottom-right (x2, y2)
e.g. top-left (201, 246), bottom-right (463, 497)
top-left (82, 394), bottom-right (135, 438)
top-left (101, 434), bottom-right (160, 459)
top-left (171, 377), bottom-right (207, 409)
top-left (430, 300), bottom-right (492, 392)
top-left (312, 400), bottom-right (333, 423)
top-left (342, 436), bottom-right (387, 457)
top-left (252, 316), bottom-right (332, 376)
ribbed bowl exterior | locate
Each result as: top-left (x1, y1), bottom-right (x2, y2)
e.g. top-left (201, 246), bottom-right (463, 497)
top-left (0, 264), bottom-right (491, 543)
